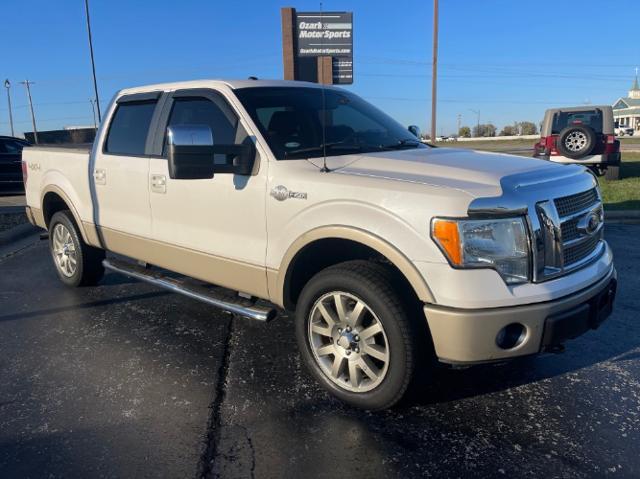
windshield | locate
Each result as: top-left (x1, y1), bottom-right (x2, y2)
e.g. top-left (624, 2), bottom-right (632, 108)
top-left (234, 87), bottom-right (426, 160)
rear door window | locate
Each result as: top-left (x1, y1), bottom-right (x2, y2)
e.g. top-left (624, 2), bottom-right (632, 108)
top-left (551, 110), bottom-right (603, 134)
top-left (105, 100), bottom-right (157, 155)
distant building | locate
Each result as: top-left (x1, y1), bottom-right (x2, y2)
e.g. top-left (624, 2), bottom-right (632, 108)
top-left (613, 74), bottom-right (640, 131)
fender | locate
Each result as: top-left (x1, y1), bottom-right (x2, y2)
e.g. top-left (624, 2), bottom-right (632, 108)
top-left (273, 225), bottom-right (435, 307)
top-left (40, 184), bottom-right (98, 246)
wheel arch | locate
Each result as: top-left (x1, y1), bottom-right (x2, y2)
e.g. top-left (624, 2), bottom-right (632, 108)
top-left (275, 226), bottom-right (434, 311)
top-left (41, 186), bottom-right (91, 243)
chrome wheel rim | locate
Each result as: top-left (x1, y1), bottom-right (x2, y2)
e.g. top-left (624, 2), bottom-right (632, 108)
top-left (565, 131), bottom-right (587, 152)
top-left (52, 223), bottom-right (77, 277)
top-left (308, 291), bottom-right (390, 393)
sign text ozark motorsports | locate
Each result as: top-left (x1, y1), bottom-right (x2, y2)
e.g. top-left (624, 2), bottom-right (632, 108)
top-left (295, 12), bottom-right (353, 57)
top-left (295, 11), bottom-right (353, 84)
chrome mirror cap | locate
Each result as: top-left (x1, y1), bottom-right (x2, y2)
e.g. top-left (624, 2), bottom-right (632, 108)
top-left (166, 124), bottom-right (214, 147)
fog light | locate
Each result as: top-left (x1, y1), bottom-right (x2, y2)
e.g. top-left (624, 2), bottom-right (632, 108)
top-left (496, 323), bottom-right (526, 350)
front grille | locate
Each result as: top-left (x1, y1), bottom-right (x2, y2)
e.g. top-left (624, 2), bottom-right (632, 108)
top-left (563, 235), bottom-right (600, 265)
top-left (554, 189), bottom-right (598, 217)
top-left (535, 186), bottom-right (603, 280)
top-left (560, 218), bottom-right (580, 242)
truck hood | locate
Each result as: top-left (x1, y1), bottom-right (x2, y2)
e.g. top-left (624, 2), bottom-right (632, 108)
top-left (330, 147), bottom-right (564, 198)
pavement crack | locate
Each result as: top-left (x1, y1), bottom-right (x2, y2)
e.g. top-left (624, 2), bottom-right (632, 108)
top-left (197, 314), bottom-right (234, 479)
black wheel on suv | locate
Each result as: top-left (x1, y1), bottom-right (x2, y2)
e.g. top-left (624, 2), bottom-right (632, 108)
top-left (295, 260), bottom-right (419, 410)
top-left (556, 125), bottom-right (597, 159)
top-left (49, 210), bottom-right (105, 287)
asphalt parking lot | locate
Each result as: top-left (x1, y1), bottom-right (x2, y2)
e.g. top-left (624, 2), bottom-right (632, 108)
top-left (1, 225), bottom-right (639, 478)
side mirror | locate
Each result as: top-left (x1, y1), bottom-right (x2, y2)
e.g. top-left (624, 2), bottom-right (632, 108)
top-left (167, 124), bottom-right (215, 180)
top-left (408, 125), bottom-right (421, 138)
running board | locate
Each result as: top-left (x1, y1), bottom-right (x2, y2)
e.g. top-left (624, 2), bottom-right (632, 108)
top-left (102, 258), bottom-right (277, 322)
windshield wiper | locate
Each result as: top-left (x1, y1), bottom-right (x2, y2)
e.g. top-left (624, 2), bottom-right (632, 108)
top-left (379, 139), bottom-right (422, 150)
top-left (284, 142), bottom-right (364, 157)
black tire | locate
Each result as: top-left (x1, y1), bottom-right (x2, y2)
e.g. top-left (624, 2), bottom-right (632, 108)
top-left (556, 125), bottom-right (597, 159)
top-left (49, 210), bottom-right (105, 287)
top-left (295, 260), bottom-right (419, 410)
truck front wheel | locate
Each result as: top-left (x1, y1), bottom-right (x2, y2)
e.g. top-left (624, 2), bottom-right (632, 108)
top-left (49, 210), bottom-right (105, 287)
top-left (295, 260), bottom-right (417, 410)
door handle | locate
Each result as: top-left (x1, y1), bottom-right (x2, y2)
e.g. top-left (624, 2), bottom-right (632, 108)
top-left (94, 168), bottom-right (106, 185)
top-left (150, 174), bottom-right (166, 194)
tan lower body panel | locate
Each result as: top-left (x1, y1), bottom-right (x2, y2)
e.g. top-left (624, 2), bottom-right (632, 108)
top-left (88, 225), bottom-right (269, 299)
top-left (424, 267), bottom-right (615, 364)
top-left (26, 207), bottom-right (45, 229)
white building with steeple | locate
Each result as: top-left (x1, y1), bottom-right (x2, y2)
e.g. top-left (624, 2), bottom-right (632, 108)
top-left (613, 71), bottom-right (640, 131)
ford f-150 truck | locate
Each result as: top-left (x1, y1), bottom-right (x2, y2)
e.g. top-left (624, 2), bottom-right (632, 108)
top-left (23, 79), bottom-right (616, 410)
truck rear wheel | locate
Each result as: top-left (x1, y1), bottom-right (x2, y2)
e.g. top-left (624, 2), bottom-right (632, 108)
top-left (49, 210), bottom-right (105, 287)
top-left (295, 260), bottom-right (417, 410)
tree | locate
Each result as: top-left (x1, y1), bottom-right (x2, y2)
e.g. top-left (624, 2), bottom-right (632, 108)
top-left (517, 121), bottom-right (538, 135)
top-left (458, 126), bottom-right (471, 138)
top-left (500, 125), bottom-right (518, 136)
top-left (473, 123), bottom-right (497, 137)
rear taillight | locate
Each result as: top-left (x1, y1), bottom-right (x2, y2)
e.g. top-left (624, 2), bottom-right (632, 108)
top-left (21, 160), bottom-right (28, 185)
top-left (542, 135), bottom-right (559, 155)
top-left (604, 134), bottom-right (618, 154)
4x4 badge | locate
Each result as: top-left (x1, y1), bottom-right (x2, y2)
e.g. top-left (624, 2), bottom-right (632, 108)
top-left (270, 185), bottom-right (307, 201)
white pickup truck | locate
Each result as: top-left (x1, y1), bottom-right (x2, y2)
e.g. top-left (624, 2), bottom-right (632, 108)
top-left (23, 79), bottom-right (616, 409)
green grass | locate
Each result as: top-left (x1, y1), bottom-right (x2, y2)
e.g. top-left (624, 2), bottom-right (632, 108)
top-left (599, 152), bottom-right (640, 211)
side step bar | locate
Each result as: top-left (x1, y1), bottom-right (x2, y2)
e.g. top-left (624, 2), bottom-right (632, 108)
top-left (103, 258), bottom-right (277, 322)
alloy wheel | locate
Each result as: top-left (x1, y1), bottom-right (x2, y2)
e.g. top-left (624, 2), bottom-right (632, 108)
top-left (52, 223), bottom-right (77, 277)
top-left (308, 291), bottom-right (390, 393)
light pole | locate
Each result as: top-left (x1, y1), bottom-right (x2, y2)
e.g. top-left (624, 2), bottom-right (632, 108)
top-left (20, 80), bottom-right (38, 144)
top-left (84, 0), bottom-right (101, 122)
top-left (456, 113), bottom-right (461, 137)
top-left (430, 0), bottom-right (439, 143)
top-left (4, 79), bottom-right (14, 137)
top-left (469, 109), bottom-right (480, 137)
top-left (89, 99), bottom-right (97, 129)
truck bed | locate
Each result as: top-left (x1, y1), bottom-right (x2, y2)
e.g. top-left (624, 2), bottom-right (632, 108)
top-left (25, 143), bottom-right (93, 153)
top-left (23, 145), bottom-right (93, 227)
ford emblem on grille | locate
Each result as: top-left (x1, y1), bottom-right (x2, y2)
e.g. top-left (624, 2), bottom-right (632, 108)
top-left (577, 210), bottom-right (602, 236)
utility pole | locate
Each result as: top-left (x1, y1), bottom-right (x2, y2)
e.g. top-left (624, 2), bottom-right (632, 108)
top-left (20, 80), bottom-right (38, 144)
top-left (456, 114), bottom-right (461, 137)
top-left (469, 109), bottom-right (480, 137)
top-left (3, 79), bottom-right (14, 137)
top-left (84, 0), bottom-right (101, 122)
top-left (430, 0), bottom-right (439, 143)
top-left (89, 99), bottom-right (97, 129)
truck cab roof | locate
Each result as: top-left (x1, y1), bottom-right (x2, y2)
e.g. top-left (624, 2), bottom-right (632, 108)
top-left (117, 78), bottom-right (339, 97)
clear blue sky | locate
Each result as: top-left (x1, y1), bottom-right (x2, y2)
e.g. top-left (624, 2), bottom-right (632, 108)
top-left (1, 0), bottom-right (639, 137)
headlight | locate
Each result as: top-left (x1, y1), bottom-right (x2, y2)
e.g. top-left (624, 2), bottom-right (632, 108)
top-left (431, 217), bottom-right (530, 284)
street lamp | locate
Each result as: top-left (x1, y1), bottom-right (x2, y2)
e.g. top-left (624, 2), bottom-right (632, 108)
top-left (469, 109), bottom-right (480, 137)
top-left (4, 79), bottom-right (14, 137)
top-left (430, 0), bottom-right (439, 143)
top-left (84, 0), bottom-right (101, 122)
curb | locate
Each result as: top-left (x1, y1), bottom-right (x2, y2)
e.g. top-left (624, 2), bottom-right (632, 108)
top-left (0, 223), bottom-right (40, 246)
top-left (605, 210), bottom-right (640, 220)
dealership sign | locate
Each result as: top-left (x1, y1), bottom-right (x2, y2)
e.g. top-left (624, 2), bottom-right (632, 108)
top-left (295, 11), bottom-right (353, 84)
